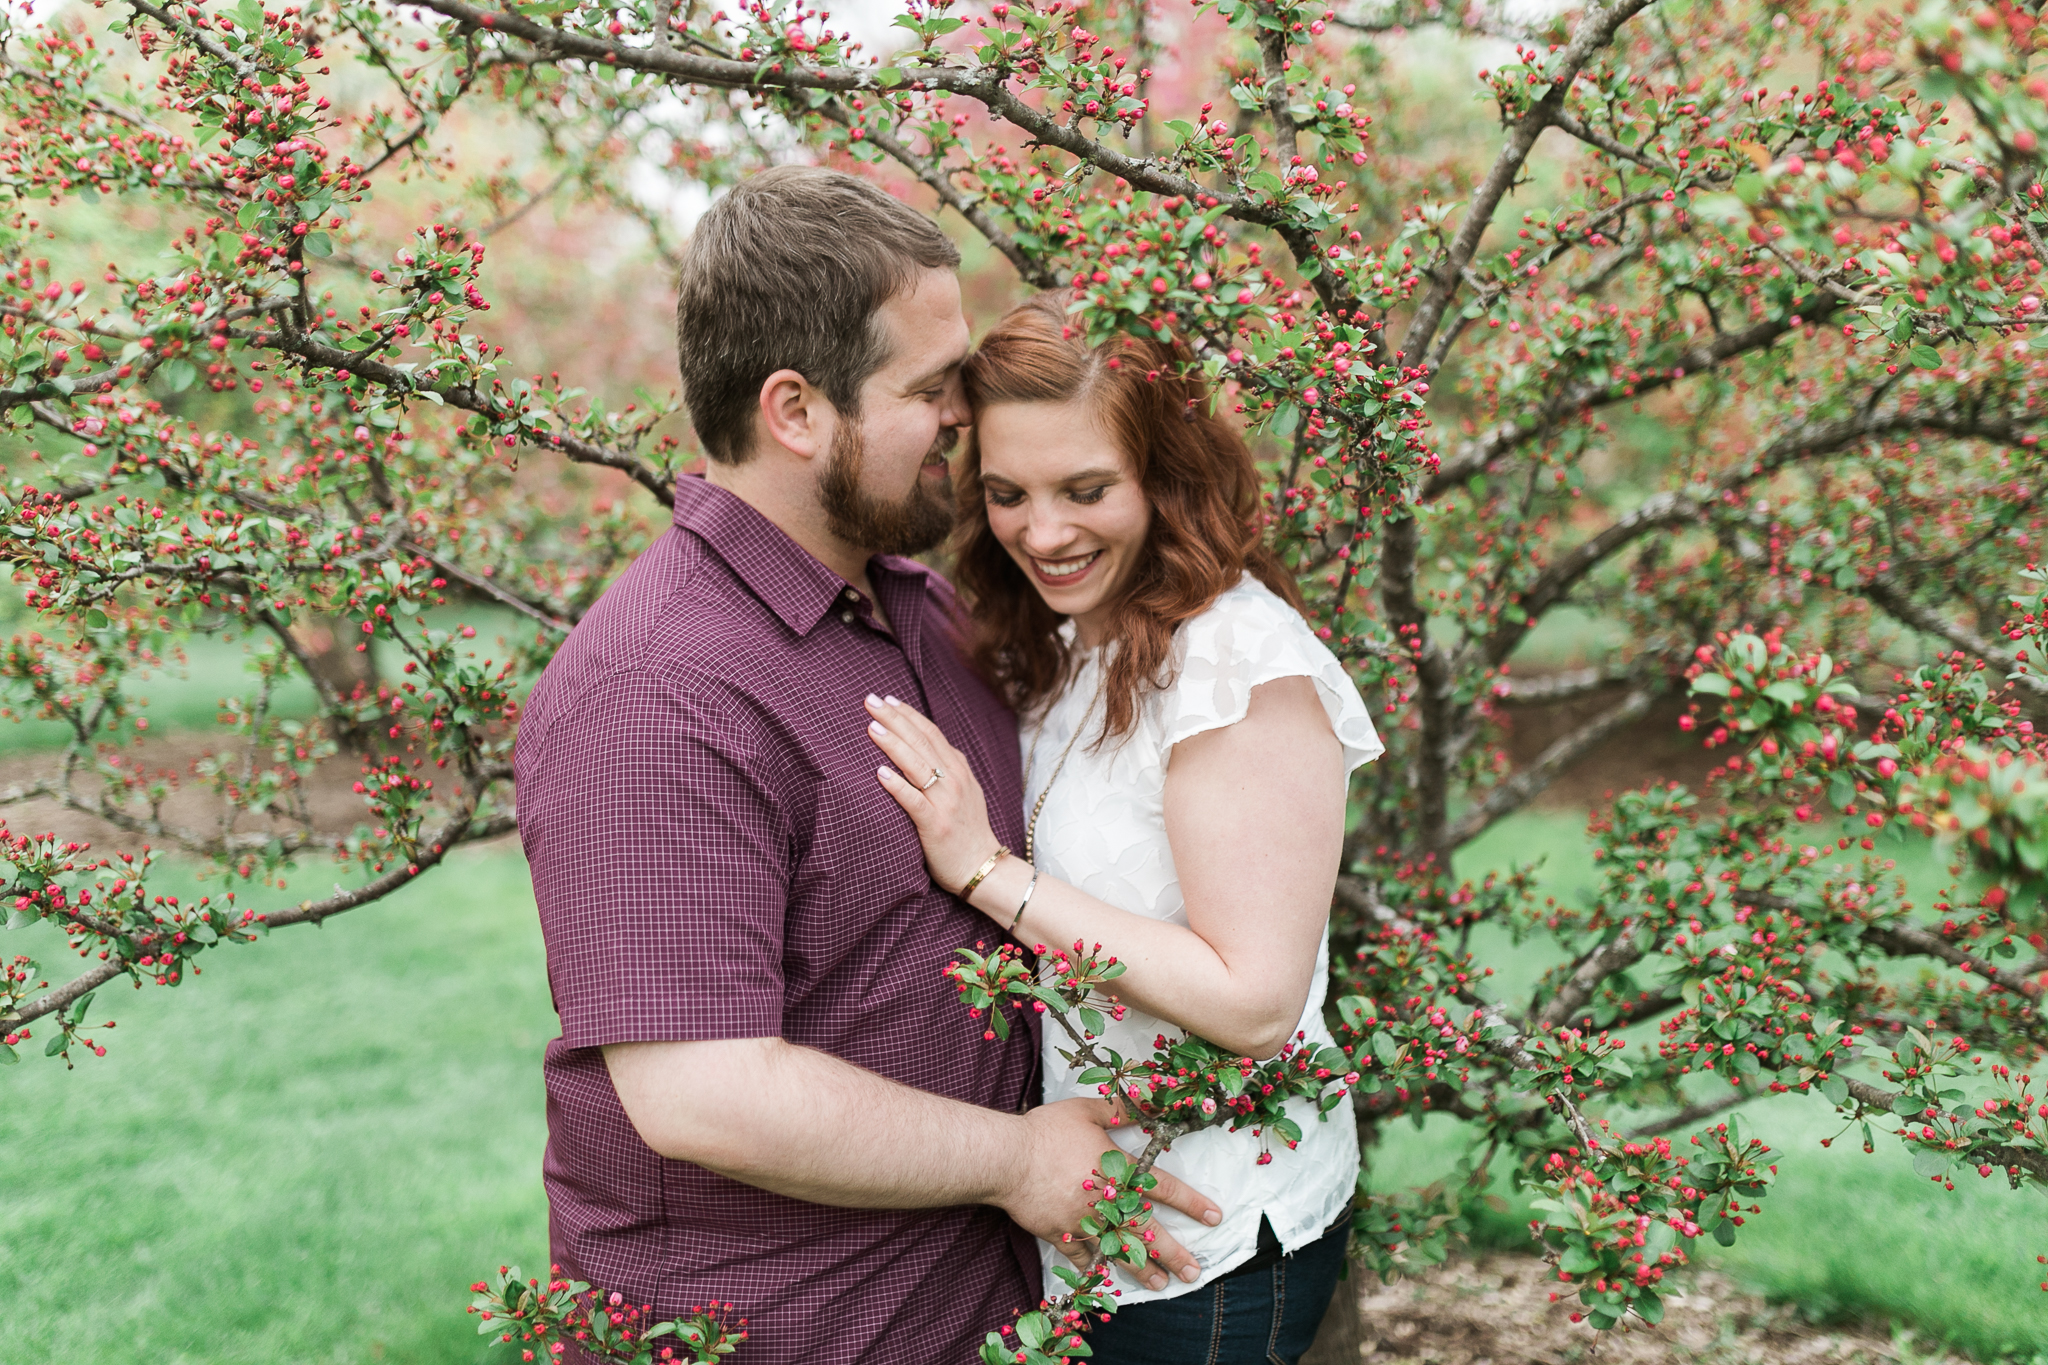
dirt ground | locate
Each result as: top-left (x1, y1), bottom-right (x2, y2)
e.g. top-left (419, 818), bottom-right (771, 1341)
top-left (0, 732), bottom-right (371, 851)
top-left (1334, 1254), bottom-right (1965, 1365)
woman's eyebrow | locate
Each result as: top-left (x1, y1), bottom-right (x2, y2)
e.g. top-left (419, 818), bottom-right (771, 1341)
top-left (982, 467), bottom-right (1122, 486)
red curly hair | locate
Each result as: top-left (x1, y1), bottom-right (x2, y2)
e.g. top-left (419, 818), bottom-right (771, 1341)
top-left (953, 295), bottom-right (1303, 741)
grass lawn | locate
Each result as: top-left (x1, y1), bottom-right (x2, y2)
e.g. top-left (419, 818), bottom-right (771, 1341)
top-left (5, 811), bottom-right (2046, 1362)
top-left (0, 846), bottom-right (554, 1365)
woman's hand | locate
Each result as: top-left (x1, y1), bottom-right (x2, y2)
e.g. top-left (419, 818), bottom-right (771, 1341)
top-left (866, 695), bottom-right (1006, 898)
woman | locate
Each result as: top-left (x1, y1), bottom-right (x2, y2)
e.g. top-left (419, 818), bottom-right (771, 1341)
top-left (863, 295), bottom-right (1382, 1364)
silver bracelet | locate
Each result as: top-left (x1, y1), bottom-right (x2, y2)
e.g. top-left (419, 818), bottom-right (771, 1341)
top-left (1007, 869), bottom-right (1039, 936)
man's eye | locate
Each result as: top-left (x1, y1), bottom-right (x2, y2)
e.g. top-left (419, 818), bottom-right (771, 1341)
top-left (1070, 485), bottom-right (1110, 505)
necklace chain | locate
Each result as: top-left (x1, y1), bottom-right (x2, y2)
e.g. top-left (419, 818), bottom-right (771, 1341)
top-left (1022, 666), bottom-right (1104, 866)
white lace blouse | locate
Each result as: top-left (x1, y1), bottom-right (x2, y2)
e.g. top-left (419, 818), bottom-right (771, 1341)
top-left (1025, 574), bottom-right (1385, 1305)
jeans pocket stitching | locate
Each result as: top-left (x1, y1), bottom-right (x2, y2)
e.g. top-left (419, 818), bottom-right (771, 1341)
top-left (1266, 1258), bottom-right (1290, 1365)
top-left (1205, 1277), bottom-right (1228, 1365)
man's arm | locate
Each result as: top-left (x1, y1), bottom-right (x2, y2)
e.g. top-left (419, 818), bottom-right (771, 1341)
top-left (604, 1036), bottom-right (1222, 1291)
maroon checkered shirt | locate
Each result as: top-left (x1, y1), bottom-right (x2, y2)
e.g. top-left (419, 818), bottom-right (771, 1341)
top-left (515, 475), bottom-right (1038, 1363)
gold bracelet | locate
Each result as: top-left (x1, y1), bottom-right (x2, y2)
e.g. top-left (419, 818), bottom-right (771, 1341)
top-left (959, 846), bottom-right (1010, 900)
top-left (1007, 869), bottom-right (1039, 935)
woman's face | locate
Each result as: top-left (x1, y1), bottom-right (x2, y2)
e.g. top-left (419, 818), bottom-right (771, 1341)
top-left (976, 397), bottom-right (1152, 647)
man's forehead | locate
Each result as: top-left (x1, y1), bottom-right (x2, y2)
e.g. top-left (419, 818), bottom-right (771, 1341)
top-left (879, 271), bottom-right (970, 379)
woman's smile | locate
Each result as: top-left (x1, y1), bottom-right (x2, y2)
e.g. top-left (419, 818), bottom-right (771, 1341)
top-left (1028, 549), bottom-right (1103, 586)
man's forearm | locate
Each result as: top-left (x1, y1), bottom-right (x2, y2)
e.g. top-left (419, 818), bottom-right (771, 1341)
top-left (604, 1036), bottom-right (1024, 1210)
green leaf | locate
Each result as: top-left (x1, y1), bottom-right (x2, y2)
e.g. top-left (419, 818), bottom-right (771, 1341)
top-left (1711, 1218), bottom-right (1737, 1247)
top-left (45, 1033), bottom-right (69, 1057)
top-left (1016, 1313), bottom-right (1049, 1350)
top-left (1634, 1290), bottom-right (1665, 1325)
top-left (1912, 1148), bottom-right (1948, 1178)
top-left (68, 991), bottom-right (96, 1025)
top-left (874, 66), bottom-right (904, 87)
top-left (1908, 344), bottom-right (1943, 369)
top-left (1560, 1244), bottom-right (1600, 1274)
top-left (0, 1041), bottom-right (16, 1065)
top-left (1819, 1076), bottom-right (1848, 1106)
top-left (161, 359), bottom-right (197, 393)
top-left (85, 608), bottom-right (109, 630)
top-left (303, 232), bottom-right (333, 258)
top-left (1690, 673), bottom-right (1731, 697)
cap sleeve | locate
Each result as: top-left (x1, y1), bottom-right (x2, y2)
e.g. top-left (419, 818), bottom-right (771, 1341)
top-left (1160, 579), bottom-right (1385, 773)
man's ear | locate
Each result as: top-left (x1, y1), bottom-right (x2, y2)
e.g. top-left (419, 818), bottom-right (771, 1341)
top-left (756, 368), bottom-right (833, 462)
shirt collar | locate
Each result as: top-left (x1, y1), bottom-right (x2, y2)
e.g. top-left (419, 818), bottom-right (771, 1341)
top-left (670, 474), bottom-right (930, 638)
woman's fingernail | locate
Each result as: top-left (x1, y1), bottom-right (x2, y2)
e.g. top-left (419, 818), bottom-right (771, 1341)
top-left (876, 766), bottom-right (891, 779)
top-left (869, 721), bottom-right (886, 736)
top-left (883, 694), bottom-right (901, 705)
top-left (1203, 1210), bottom-right (1221, 1226)
top-left (1180, 1264), bottom-right (1200, 1283)
top-left (865, 693), bottom-right (882, 707)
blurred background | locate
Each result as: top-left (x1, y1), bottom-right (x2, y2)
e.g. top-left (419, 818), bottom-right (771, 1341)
top-left (3, 0), bottom-right (2045, 1360)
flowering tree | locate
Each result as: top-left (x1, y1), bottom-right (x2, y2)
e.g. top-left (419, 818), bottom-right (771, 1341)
top-left (5, 0), bottom-right (2048, 1354)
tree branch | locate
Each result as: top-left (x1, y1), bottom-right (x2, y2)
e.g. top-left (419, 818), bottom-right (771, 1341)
top-left (403, 0), bottom-right (1351, 311)
top-left (1863, 575), bottom-right (2048, 697)
top-left (1862, 921), bottom-right (2045, 1000)
top-left (263, 328), bottom-right (675, 505)
top-left (1401, 0), bottom-right (1657, 367)
top-left (814, 101), bottom-right (1061, 290)
top-left (1379, 513), bottom-right (1456, 854)
top-left (1493, 665), bottom-right (1637, 705)
top-left (1537, 924), bottom-right (1650, 1030)
top-left (1423, 304), bottom-right (1843, 502)
top-left (1480, 402), bottom-right (2045, 670)
top-left (400, 539), bottom-right (575, 634)
top-left (0, 961), bottom-right (125, 1035)
top-left (1449, 687), bottom-right (1654, 848)
top-left (1625, 1085), bottom-right (1761, 1138)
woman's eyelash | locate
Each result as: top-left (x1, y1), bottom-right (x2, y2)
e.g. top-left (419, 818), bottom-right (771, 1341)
top-left (986, 486), bottom-right (1111, 507)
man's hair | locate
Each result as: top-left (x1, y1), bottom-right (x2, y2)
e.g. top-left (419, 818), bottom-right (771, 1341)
top-left (674, 166), bottom-right (961, 465)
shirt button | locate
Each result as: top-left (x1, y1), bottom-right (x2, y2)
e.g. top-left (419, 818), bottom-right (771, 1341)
top-left (839, 609), bottom-right (855, 623)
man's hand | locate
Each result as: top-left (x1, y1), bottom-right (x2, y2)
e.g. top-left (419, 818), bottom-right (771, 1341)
top-left (996, 1097), bottom-right (1221, 1292)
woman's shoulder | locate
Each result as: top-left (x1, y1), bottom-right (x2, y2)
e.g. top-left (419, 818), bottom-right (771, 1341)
top-left (1175, 574), bottom-right (1319, 666)
top-left (1163, 573), bottom-right (1385, 770)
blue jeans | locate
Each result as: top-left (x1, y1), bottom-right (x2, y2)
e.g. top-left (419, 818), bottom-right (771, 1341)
top-left (1081, 1215), bottom-right (1350, 1365)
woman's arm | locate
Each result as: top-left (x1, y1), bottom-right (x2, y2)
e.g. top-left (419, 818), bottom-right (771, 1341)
top-left (867, 678), bottom-right (1345, 1059)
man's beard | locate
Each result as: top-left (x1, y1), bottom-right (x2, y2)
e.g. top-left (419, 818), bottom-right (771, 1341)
top-left (818, 420), bottom-right (958, 557)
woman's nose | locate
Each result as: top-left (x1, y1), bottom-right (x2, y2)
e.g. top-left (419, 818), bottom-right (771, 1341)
top-left (1018, 506), bottom-right (1074, 556)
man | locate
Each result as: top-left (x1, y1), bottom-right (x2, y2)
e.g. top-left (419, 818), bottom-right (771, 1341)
top-left (514, 166), bottom-right (1219, 1363)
